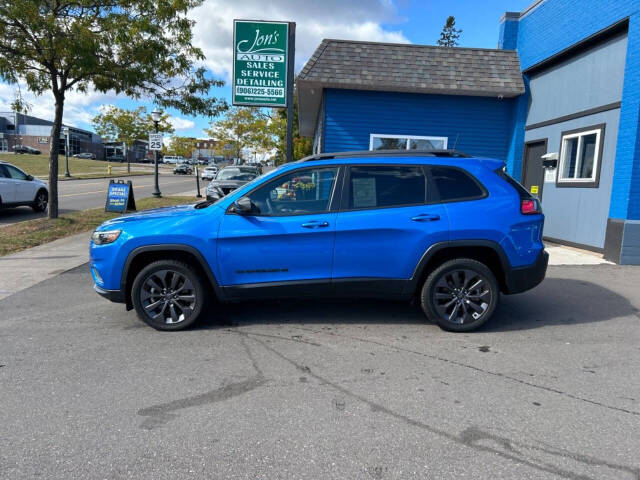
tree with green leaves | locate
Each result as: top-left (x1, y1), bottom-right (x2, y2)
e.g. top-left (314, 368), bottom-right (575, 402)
top-left (166, 136), bottom-right (197, 158)
top-left (93, 106), bottom-right (174, 170)
top-left (0, 0), bottom-right (227, 218)
top-left (437, 16), bottom-right (462, 47)
top-left (206, 107), bottom-right (272, 162)
top-left (270, 93), bottom-right (312, 165)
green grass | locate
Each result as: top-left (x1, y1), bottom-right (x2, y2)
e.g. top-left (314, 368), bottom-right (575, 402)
top-left (0, 153), bottom-right (155, 179)
top-left (0, 196), bottom-right (197, 256)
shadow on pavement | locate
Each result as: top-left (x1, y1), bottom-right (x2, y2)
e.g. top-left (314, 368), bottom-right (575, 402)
top-left (197, 277), bottom-right (636, 332)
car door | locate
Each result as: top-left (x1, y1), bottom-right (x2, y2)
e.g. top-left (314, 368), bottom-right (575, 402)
top-left (0, 165), bottom-right (16, 203)
top-left (217, 165), bottom-right (342, 290)
top-left (3, 164), bottom-right (34, 203)
top-left (332, 164), bottom-right (449, 293)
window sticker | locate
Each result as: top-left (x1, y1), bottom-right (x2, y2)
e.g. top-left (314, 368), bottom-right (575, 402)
top-left (352, 177), bottom-right (377, 208)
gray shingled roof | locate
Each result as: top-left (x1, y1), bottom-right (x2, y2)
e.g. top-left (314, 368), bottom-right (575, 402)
top-left (297, 39), bottom-right (525, 136)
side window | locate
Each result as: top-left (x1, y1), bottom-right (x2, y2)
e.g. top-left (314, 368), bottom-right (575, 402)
top-left (430, 167), bottom-right (485, 202)
top-left (247, 167), bottom-right (338, 216)
top-left (4, 165), bottom-right (28, 180)
top-left (0, 165), bottom-right (8, 178)
top-left (349, 166), bottom-right (426, 209)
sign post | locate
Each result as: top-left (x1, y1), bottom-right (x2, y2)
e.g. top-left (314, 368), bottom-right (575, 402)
top-left (233, 19), bottom-right (295, 162)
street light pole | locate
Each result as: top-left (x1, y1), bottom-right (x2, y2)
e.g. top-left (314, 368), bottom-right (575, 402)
top-left (63, 126), bottom-right (70, 177)
top-left (151, 108), bottom-right (162, 197)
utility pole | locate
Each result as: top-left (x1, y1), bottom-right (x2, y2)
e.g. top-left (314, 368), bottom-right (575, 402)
top-left (285, 22), bottom-right (296, 163)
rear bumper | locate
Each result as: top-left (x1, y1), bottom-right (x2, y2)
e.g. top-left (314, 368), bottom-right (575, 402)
top-left (504, 250), bottom-right (548, 294)
top-left (94, 284), bottom-right (125, 303)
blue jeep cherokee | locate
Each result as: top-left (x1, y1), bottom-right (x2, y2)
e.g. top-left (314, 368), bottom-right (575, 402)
top-left (90, 150), bottom-right (548, 332)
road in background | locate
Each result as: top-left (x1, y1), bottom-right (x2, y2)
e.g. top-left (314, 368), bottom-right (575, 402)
top-left (0, 174), bottom-right (200, 226)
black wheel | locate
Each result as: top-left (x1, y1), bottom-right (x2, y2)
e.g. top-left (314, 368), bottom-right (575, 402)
top-left (420, 258), bottom-right (499, 332)
top-left (32, 189), bottom-right (48, 212)
top-left (131, 260), bottom-right (206, 331)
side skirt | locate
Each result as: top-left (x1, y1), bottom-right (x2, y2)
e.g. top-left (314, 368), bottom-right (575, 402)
top-left (221, 278), bottom-right (411, 301)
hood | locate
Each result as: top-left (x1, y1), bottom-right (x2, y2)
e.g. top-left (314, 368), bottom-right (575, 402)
top-left (207, 179), bottom-right (246, 189)
top-left (97, 203), bottom-right (203, 229)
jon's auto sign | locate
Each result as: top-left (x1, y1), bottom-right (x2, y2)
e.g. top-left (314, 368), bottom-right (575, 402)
top-left (233, 20), bottom-right (289, 108)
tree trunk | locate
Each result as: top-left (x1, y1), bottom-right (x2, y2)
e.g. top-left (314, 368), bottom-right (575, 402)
top-left (48, 93), bottom-right (64, 219)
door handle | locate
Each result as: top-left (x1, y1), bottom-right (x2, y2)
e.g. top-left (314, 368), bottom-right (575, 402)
top-left (411, 213), bottom-right (441, 222)
top-left (301, 221), bottom-right (329, 229)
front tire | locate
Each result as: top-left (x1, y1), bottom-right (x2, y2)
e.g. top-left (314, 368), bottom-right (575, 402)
top-left (32, 190), bottom-right (48, 212)
top-left (131, 260), bottom-right (206, 331)
top-left (420, 258), bottom-right (499, 332)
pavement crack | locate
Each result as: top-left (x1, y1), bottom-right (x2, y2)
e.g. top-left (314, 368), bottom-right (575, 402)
top-left (137, 336), bottom-right (266, 430)
top-left (247, 334), bottom-right (639, 480)
top-left (293, 326), bottom-right (640, 417)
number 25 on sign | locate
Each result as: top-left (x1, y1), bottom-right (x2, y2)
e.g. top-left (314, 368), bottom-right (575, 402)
top-left (149, 133), bottom-right (163, 151)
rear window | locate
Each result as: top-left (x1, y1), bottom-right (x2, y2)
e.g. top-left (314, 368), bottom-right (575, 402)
top-left (495, 168), bottom-right (532, 199)
top-left (430, 166), bottom-right (485, 202)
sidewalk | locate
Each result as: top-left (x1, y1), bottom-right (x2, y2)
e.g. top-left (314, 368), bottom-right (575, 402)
top-left (0, 231), bottom-right (91, 301)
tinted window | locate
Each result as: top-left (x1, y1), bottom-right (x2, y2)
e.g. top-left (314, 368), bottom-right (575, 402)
top-left (247, 167), bottom-right (338, 215)
top-left (216, 168), bottom-right (257, 181)
top-left (4, 165), bottom-right (28, 180)
top-left (349, 166), bottom-right (425, 209)
top-left (430, 167), bottom-right (484, 202)
top-left (495, 168), bottom-right (532, 199)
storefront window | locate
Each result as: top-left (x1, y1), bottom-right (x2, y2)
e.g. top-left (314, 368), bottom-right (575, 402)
top-left (370, 134), bottom-right (448, 151)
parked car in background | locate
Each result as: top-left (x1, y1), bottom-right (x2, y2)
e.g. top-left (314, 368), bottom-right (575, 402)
top-left (0, 161), bottom-right (48, 212)
top-left (12, 145), bottom-right (41, 155)
top-left (164, 156), bottom-right (185, 165)
top-left (205, 166), bottom-right (259, 201)
top-left (90, 150), bottom-right (547, 332)
top-left (201, 165), bottom-right (218, 181)
top-left (73, 152), bottom-right (95, 159)
top-left (173, 164), bottom-right (193, 175)
top-left (106, 155), bottom-right (125, 163)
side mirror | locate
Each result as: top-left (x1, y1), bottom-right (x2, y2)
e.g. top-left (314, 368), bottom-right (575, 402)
top-left (234, 196), bottom-right (255, 215)
top-left (26, 174), bottom-right (34, 181)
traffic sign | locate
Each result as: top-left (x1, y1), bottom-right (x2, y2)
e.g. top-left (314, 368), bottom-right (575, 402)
top-left (148, 133), bottom-right (163, 151)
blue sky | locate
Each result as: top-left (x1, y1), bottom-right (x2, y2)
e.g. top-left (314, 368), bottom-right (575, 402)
top-left (0, 0), bottom-right (534, 138)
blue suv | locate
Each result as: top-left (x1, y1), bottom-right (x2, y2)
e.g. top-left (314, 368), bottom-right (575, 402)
top-left (90, 150), bottom-right (548, 332)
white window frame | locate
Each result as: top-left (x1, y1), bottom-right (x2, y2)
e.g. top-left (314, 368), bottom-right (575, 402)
top-left (557, 126), bottom-right (603, 185)
top-left (369, 134), bottom-right (448, 151)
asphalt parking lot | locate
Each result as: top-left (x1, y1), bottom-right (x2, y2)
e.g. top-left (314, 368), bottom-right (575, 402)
top-left (1, 264), bottom-right (639, 479)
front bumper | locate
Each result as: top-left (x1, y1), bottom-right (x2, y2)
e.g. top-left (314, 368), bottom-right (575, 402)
top-left (94, 284), bottom-right (125, 303)
top-left (504, 250), bottom-right (549, 294)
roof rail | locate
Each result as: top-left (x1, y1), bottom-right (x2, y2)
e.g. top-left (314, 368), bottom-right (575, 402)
top-left (299, 149), bottom-right (471, 162)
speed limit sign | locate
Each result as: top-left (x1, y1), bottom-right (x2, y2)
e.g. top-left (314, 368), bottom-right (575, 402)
top-left (148, 133), bottom-right (163, 150)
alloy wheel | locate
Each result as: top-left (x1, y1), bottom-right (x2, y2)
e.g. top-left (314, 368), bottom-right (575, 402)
top-left (37, 192), bottom-right (48, 211)
top-left (139, 269), bottom-right (197, 324)
top-left (432, 269), bottom-right (492, 325)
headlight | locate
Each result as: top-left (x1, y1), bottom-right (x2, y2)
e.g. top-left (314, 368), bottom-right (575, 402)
top-left (92, 229), bottom-right (122, 245)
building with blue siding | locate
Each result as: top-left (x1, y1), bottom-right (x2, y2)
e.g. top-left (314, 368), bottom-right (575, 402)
top-left (297, 0), bottom-right (640, 264)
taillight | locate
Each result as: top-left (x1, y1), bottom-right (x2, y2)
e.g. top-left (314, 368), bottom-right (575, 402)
top-left (521, 198), bottom-right (541, 215)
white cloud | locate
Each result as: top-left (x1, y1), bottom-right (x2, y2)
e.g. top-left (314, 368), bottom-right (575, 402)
top-left (189, 0), bottom-right (409, 80)
top-left (167, 116), bottom-right (196, 131)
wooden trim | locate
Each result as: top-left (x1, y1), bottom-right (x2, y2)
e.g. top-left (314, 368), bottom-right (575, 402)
top-left (525, 102), bottom-right (621, 131)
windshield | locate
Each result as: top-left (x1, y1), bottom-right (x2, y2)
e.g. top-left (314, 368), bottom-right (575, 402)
top-left (216, 168), bottom-right (257, 181)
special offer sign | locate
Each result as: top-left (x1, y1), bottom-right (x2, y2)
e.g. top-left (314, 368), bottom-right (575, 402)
top-left (232, 20), bottom-right (289, 108)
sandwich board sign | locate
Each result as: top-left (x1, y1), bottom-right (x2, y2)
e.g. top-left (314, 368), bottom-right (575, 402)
top-left (232, 20), bottom-right (289, 107)
top-left (105, 180), bottom-right (136, 213)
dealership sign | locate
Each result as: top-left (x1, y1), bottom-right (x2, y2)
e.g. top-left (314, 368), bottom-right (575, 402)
top-left (232, 20), bottom-right (289, 107)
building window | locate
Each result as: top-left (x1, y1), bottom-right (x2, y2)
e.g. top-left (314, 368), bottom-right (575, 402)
top-left (369, 134), bottom-right (448, 151)
top-left (557, 124), bottom-right (605, 187)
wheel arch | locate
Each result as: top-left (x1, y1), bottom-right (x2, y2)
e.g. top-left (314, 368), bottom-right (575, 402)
top-left (409, 240), bottom-right (510, 295)
top-left (122, 244), bottom-right (223, 310)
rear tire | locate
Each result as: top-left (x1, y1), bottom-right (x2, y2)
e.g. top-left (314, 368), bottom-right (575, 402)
top-left (420, 258), bottom-right (499, 332)
top-left (32, 189), bottom-right (48, 212)
top-left (131, 260), bottom-right (206, 331)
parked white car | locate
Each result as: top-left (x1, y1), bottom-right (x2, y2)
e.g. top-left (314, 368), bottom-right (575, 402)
top-left (0, 161), bottom-right (49, 212)
top-left (163, 155), bottom-right (185, 164)
top-left (201, 165), bottom-right (218, 180)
